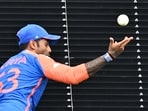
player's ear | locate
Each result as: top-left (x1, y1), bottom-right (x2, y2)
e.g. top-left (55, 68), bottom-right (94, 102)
top-left (28, 40), bottom-right (37, 50)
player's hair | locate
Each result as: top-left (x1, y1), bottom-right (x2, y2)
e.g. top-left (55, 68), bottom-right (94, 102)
top-left (19, 39), bottom-right (41, 51)
top-left (19, 43), bottom-right (28, 51)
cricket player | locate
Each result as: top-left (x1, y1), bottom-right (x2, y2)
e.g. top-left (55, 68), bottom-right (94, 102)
top-left (0, 24), bottom-right (133, 111)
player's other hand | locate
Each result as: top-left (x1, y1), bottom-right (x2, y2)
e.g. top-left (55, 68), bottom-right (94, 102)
top-left (107, 36), bottom-right (133, 59)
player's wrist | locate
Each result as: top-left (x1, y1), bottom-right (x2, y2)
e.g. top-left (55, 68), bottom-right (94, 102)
top-left (107, 52), bottom-right (115, 60)
top-left (103, 52), bottom-right (114, 62)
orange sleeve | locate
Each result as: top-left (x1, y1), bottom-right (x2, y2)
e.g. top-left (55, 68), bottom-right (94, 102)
top-left (37, 54), bottom-right (89, 84)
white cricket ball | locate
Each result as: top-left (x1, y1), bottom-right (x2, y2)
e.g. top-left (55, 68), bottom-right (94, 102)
top-left (117, 14), bottom-right (129, 26)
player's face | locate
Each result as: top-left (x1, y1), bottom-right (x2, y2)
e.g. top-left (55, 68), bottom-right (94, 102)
top-left (35, 39), bottom-right (51, 56)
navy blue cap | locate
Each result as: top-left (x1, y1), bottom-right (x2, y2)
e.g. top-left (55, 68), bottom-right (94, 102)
top-left (16, 24), bottom-right (61, 45)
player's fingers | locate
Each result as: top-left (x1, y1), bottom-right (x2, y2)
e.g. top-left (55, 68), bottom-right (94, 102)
top-left (120, 37), bottom-right (133, 47)
top-left (109, 37), bottom-right (114, 46)
top-left (118, 36), bottom-right (133, 46)
top-left (118, 36), bottom-right (128, 44)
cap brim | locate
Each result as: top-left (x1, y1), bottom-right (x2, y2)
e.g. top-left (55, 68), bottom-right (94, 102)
top-left (42, 34), bottom-right (61, 45)
top-left (43, 34), bottom-right (61, 40)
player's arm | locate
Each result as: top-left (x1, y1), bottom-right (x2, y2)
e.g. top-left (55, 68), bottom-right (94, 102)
top-left (37, 55), bottom-right (89, 84)
top-left (85, 36), bottom-right (133, 76)
top-left (38, 36), bottom-right (133, 84)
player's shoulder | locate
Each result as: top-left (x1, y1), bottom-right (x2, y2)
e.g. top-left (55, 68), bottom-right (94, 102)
top-left (20, 50), bottom-right (55, 63)
top-left (37, 54), bottom-right (53, 61)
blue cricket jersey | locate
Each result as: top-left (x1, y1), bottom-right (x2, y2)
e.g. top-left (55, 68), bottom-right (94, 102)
top-left (0, 50), bottom-right (89, 111)
top-left (0, 50), bottom-right (48, 111)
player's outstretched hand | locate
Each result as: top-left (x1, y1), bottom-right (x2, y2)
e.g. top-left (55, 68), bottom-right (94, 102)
top-left (107, 36), bottom-right (133, 59)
